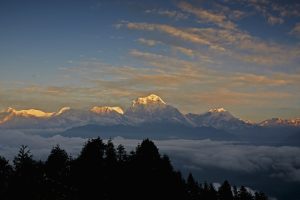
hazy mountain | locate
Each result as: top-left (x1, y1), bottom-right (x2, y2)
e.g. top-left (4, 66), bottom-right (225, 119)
top-left (259, 118), bottom-right (300, 127)
top-left (60, 122), bottom-right (236, 140)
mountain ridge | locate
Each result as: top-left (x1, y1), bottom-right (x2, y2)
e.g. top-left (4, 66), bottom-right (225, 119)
top-left (0, 94), bottom-right (299, 129)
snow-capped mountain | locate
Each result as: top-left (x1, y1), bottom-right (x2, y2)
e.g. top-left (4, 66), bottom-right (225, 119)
top-left (91, 106), bottom-right (124, 115)
top-left (0, 107), bottom-right (60, 129)
top-left (0, 94), bottom-right (299, 131)
top-left (50, 107), bottom-right (125, 127)
top-left (186, 108), bottom-right (252, 130)
top-left (125, 94), bottom-right (191, 125)
top-left (259, 118), bottom-right (300, 127)
top-left (0, 105), bottom-right (125, 129)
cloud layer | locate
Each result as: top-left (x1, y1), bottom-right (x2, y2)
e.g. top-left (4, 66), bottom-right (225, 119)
top-left (1, 130), bottom-right (299, 183)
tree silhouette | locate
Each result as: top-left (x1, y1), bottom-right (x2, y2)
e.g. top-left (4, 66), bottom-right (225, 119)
top-left (186, 173), bottom-right (200, 200)
top-left (218, 180), bottom-right (234, 200)
top-left (254, 191), bottom-right (268, 200)
top-left (44, 145), bottom-right (71, 200)
top-left (135, 138), bottom-right (160, 163)
top-left (116, 144), bottom-right (127, 162)
top-left (237, 186), bottom-right (254, 200)
top-left (13, 145), bottom-right (33, 172)
top-left (45, 145), bottom-right (69, 180)
top-left (0, 156), bottom-right (12, 199)
top-left (0, 138), bottom-right (270, 200)
top-left (105, 139), bottom-right (117, 165)
top-left (71, 137), bottom-right (106, 199)
top-left (233, 185), bottom-right (239, 200)
top-left (208, 183), bottom-right (218, 200)
top-left (78, 137), bottom-right (105, 162)
top-left (11, 145), bottom-right (44, 200)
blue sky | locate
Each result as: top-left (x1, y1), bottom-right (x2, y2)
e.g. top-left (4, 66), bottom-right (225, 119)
top-left (0, 0), bottom-right (300, 121)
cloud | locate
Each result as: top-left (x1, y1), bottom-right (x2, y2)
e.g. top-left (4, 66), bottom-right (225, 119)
top-left (188, 89), bottom-right (293, 107)
top-left (244, 0), bottom-right (284, 25)
top-left (267, 15), bottom-right (284, 25)
top-left (152, 139), bottom-right (300, 182)
top-left (173, 46), bottom-right (195, 57)
top-left (137, 38), bottom-right (161, 46)
top-left (1, 131), bottom-right (300, 183)
top-left (178, 2), bottom-right (236, 30)
top-left (187, 27), bottom-right (297, 66)
top-left (0, 130), bottom-right (85, 161)
top-left (232, 73), bottom-right (294, 86)
top-left (271, 3), bottom-right (300, 18)
top-left (126, 22), bottom-right (213, 47)
top-left (290, 23), bottom-right (300, 37)
top-left (145, 9), bottom-right (188, 20)
top-left (123, 19), bottom-right (300, 67)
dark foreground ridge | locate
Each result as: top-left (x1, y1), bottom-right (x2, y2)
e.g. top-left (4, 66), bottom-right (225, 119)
top-left (0, 138), bottom-right (268, 200)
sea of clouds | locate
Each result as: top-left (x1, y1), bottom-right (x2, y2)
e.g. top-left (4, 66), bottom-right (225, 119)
top-left (0, 130), bottom-right (300, 183)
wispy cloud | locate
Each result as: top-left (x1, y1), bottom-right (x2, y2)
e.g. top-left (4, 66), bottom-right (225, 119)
top-left (178, 1), bottom-right (236, 30)
top-left (172, 46), bottom-right (195, 57)
top-left (137, 38), bottom-right (161, 46)
top-left (123, 20), bottom-right (299, 66)
top-left (238, 0), bottom-right (285, 25)
top-left (126, 22), bottom-right (213, 47)
top-left (145, 9), bottom-right (188, 20)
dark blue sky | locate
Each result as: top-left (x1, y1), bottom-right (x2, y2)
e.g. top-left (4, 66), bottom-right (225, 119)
top-left (0, 0), bottom-right (300, 121)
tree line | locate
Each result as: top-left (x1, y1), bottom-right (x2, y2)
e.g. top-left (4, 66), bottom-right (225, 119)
top-left (0, 138), bottom-right (268, 200)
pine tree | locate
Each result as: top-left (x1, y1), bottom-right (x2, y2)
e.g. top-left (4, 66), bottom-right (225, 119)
top-left (238, 186), bottom-right (254, 200)
top-left (78, 137), bottom-right (105, 162)
top-left (45, 145), bottom-right (69, 180)
top-left (233, 185), bottom-right (239, 200)
top-left (105, 139), bottom-right (117, 164)
top-left (208, 183), bottom-right (218, 200)
top-left (13, 145), bottom-right (34, 173)
top-left (116, 144), bottom-right (127, 162)
top-left (218, 180), bottom-right (234, 200)
top-left (0, 156), bottom-right (12, 199)
top-left (186, 173), bottom-right (199, 200)
top-left (11, 145), bottom-right (44, 200)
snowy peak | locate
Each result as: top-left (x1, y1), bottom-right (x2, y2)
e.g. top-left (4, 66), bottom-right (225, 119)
top-left (132, 94), bottom-right (166, 107)
top-left (0, 107), bottom-right (73, 125)
top-left (125, 94), bottom-right (190, 125)
top-left (0, 107), bottom-right (55, 125)
top-left (209, 108), bottom-right (227, 113)
top-left (91, 106), bottom-right (124, 115)
top-left (6, 107), bottom-right (54, 118)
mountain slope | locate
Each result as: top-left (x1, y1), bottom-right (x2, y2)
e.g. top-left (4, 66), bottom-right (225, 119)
top-left (125, 94), bottom-right (191, 125)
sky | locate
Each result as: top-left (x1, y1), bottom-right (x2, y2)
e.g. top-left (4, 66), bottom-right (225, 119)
top-left (0, 0), bottom-right (300, 121)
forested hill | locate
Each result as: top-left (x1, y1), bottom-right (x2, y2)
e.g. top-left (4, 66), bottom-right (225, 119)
top-left (0, 138), bottom-right (268, 200)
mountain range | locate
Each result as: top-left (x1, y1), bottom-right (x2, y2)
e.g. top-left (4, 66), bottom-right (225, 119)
top-left (0, 94), bottom-right (299, 144)
top-left (1, 94), bottom-right (299, 130)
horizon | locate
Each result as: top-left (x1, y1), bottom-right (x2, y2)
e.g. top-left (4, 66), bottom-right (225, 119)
top-left (1, 0), bottom-right (300, 121)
